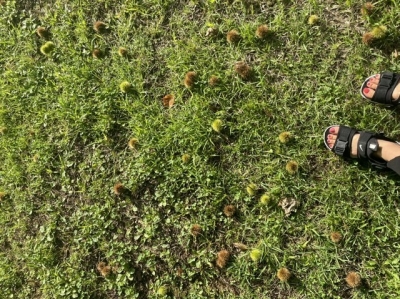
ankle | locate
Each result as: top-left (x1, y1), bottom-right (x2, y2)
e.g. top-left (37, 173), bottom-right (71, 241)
top-left (376, 139), bottom-right (400, 161)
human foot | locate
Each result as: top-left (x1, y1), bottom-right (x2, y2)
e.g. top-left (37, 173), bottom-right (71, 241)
top-left (360, 72), bottom-right (400, 106)
top-left (325, 126), bottom-right (360, 158)
top-left (324, 125), bottom-right (400, 175)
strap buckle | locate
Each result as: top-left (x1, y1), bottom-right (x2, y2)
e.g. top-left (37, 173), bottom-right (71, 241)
top-left (369, 141), bottom-right (378, 151)
top-left (334, 140), bottom-right (347, 156)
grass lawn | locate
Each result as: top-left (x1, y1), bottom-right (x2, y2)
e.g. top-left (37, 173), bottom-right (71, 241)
top-left (1, 0), bottom-right (400, 298)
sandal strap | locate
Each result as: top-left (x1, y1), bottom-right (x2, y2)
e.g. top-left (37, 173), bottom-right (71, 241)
top-left (387, 74), bottom-right (400, 103)
top-left (358, 131), bottom-right (400, 174)
top-left (357, 131), bottom-right (378, 159)
top-left (387, 156), bottom-right (400, 175)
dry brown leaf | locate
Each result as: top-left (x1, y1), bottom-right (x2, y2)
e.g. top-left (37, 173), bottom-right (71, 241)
top-left (278, 198), bottom-right (299, 216)
top-left (233, 242), bottom-right (248, 251)
top-left (205, 27), bottom-right (218, 37)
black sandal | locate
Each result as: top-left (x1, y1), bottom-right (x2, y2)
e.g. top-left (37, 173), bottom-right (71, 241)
top-left (324, 125), bottom-right (400, 175)
top-left (360, 71), bottom-right (400, 106)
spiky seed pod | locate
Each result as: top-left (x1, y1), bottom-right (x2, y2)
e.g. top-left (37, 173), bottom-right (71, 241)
top-left (277, 268), bottom-right (291, 282)
top-left (184, 71), bottom-right (196, 88)
top-left (256, 25), bottom-right (269, 39)
top-left (191, 224), bottom-right (202, 236)
top-left (246, 183), bottom-right (257, 196)
top-left (211, 119), bottom-right (223, 133)
top-left (250, 249), bottom-right (261, 262)
top-left (118, 47), bottom-right (128, 57)
top-left (216, 250), bottom-right (230, 268)
top-left (157, 286), bottom-right (168, 296)
top-left (260, 193), bottom-right (271, 205)
top-left (371, 25), bottom-right (387, 38)
top-left (40, 41), bottom-right (55, 55)
top-left (36, 26), bottom-right (48, 38)
top-left (223, 205), bottom-right (236, 217)
top-left (0, 192), bottom-right (5, 200)
top-left (227, 29), bottom-right (241, 44)
top-left (362, 32), bottom-right (375, 45)
top-left (93, 21), bottom-right (107, 33)
top-left (92, 48), bottom-right (103, 59)
top-left (279, 132), bottom-right (291, 144)
top-left (128, 138), bottom-right (138, 149)
top-left (162, 94), bottom-right (175, 108)
top-left (234, 62), bottom-right (251, 80)
top-left (113, 183), bottom-right (124, 195)
top-left (233, 242), bottom-right (248, 251)
top-left (361, 2), bottom-right (374, 16)
top-left (209, 75), bottom-right (220, 86)
top-left (286, 161), bottom-right (299, 175)
top-left (346, 271), bottom-right (361, 288)
top-left (330, 231), bottom-right (342, 243)
top-left (182, 153), bottom-right (191, 163)
top-left (308, 15), bottom-right (319, 25)
top-left (119, 81), bottom-right (132, 93)
top-left (97, 262), bottom-right (112, 277)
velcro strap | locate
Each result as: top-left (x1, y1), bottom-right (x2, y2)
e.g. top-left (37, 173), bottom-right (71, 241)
top-left (333, 126), bottom-right (354, 157)
top-left (357, 132), bottom-right (374, 159)
top-left (386, 73), bottom-right (400, 104)
top-left (373, 72), bottom-right (395, 104)
top-left (380, 72), bottom-right (394, 88)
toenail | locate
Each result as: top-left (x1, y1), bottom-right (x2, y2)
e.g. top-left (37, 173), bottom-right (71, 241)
top-left (329, 127), bottom-right (335, 133)
top-left (367, 82), bottom-right (370, 87)
top-left (363, 88), bottom-right (370, 94)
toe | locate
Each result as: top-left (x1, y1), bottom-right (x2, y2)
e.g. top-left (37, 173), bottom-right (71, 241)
top-left (363, 87), bottom-right (375, 99)
top-left (327, 138), bottom-right (336, 148)
top-left (367, 81), bottom-right (378, 90)
top-left (328, 135), bottom-right (338, 148)
top-left (328, 126), bottom-right (339, 135)
top-left (369, 76), bottom-right (380, 85)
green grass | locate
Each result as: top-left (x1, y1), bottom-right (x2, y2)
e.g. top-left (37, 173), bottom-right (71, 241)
top-left (1, 0), bottom-right (400, 298)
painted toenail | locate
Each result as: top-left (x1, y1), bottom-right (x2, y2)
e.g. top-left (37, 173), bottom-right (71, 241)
top-left (363, 88), bottom-right (370, 94)
top-left (329, 127), bottom-right (335, 133)
top-left (367, 82), bottom-right (370, 87)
